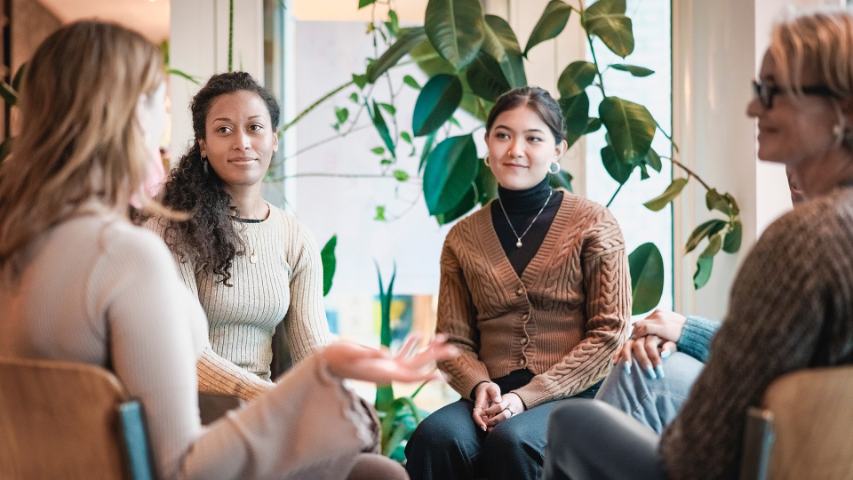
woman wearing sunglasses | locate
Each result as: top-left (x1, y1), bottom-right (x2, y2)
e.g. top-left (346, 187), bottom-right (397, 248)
top-left (543, 8), bottom-right (853, 479)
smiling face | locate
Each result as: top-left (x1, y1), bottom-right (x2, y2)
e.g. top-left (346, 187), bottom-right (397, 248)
top-left (746, 52), bottom-right (839, 167)
top-left (485, 105), bottom-right (566, 190)
top-left (198, 90), bottom-right (278, 188)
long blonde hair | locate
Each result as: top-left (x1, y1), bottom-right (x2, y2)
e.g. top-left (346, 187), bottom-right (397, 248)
top-left (0, 21), bottom-right (164, 277)
top-left (769, 8), bottom-right (853, 97)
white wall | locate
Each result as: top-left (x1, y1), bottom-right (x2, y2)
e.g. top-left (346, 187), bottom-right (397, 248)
top-left (168, 0), bottom-right (264, 159)
top-left (672, 0), bottom-right (843, 320)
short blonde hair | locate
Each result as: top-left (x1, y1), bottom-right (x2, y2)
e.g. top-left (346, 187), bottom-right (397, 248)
top-left (0, 21), bottom-right (163, 277)
top-left (769, 7), bottom-right (853, 97)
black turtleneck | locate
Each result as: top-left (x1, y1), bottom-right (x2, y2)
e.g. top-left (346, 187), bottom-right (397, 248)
top-left (490, 177), bottom-right (564, 276)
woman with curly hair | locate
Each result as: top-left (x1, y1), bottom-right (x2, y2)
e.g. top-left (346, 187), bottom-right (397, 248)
top-left (149, 72), bottom-right (332, 400)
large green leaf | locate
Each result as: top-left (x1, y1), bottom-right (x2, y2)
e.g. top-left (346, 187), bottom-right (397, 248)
top-left (320, 235), bottom-right (337, 296)
top-left (483, 15), bottom-right (527, 89)
top-left (548, 169), bottom-right (574, 192)
top-left (474, 159), bottom-right (498, 204)
top-left (425, 0), bottom-right (485, 70)
top-left (701, 233), bottom-right (722, 258)
top-left (706, 188), bottom-right (739, 216)
top-left (644, 178), bottom-right (688, 211)
top-left (412, 74), bottom-right (463, 136)
top-left (483, 15), bottom-right (522, 57)
top-left (560, 92), bottom-right (590, 147)
top-left (557, 61), bottom-right (596, 98)
top-left (523, 0), bottom-right (572, 56)
top-left (693, 256), bottom-right (713, 289)
top-left (466, 52), bottom-right (510, 102)
top-left (599, 96), bottom-right (655, 164)
top-left (423, 134), bottom-right (479, 215)
top-left (0, 81), bottom-right (17, 106)
top-left (610, 63), bottom-right (654, 77)
top-left (628, 242), bottom-right (664, 314)
top-left (369, 100), bottom-right (396, 157)
top-left (359, 0), bottom-right (377, 7)
top-left (436, 184), bottom-right (478, 224)
top-left (367, 27), bottom-right (427, 82)
top-left (582, 0), bottom-right (634, 58)
top-left (685, 219), bottom-right (727, 253)
top-left (601, 145), bottom-right (633, 184)
top-left (723, 221), bottom-right (742, 253)
top-left (410, 39), bottom-right (491, 121)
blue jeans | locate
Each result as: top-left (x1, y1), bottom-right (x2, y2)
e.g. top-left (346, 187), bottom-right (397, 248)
top-left (595, 352), bottom-right (704, 433)
top-left (405, 370), bottom-right (599, 480)
top-left (542, 352), bottom-right (704, 479)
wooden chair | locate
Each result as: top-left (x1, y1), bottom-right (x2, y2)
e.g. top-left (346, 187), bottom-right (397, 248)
top-left (0, 357), bottom-right (156, 480)
top-left (740, 366), bottom-right (853, 480)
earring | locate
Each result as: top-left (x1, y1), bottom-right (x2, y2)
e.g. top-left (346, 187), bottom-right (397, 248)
top-left (483, 155), bottom-right (491, 167)
top-left (202, 156), bottom-right (209, 175)
top-left (548, 161), bottom-right (561, 174)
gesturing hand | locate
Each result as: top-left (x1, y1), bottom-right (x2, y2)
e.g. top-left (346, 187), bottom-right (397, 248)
top-left (472, 381), bottom-right (502, 431)
top-left (482, 392), bottom-right (525, 431)
top-left (615, 334), bottom-right (674, 379)
top-left (321, 334), bottom-right (459, 384)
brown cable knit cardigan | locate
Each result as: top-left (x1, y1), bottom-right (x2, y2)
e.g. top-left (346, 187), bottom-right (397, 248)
top-left (436, 191), bottom-right (631, 408)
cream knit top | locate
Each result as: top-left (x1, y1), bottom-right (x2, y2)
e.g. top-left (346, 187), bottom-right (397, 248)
top-left (0, 210), bottom-right (373, 479)
top-left (437, 192), bottom-right (631, 408)
top-left (148, 205), bottom-right (331, 400)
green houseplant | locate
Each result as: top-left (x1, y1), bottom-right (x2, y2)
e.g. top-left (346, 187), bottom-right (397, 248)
top-left (270, 0), bottom-right (742, 313)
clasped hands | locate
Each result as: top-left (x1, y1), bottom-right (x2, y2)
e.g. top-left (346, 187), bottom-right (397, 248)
top-left (471, 381), bottom-right (525, 432)
top-left (613, 309), bottom-right (687, 379)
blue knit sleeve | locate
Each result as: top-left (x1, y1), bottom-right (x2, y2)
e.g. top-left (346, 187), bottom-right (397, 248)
top-left (675, 315), bottom-right (720, 362)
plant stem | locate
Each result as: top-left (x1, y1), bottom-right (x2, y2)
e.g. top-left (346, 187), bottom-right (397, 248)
top-left (654, 118), bottom-right (679, 153)
top-left (279, 79), bottom-right (355, 134)
top-left (606, 182), bottom-right (624, 207)
top-left (661, 155), bottom-right (712, 191)
top-left (586, 33), bottom-right (607, 98)
top-left (280, 123), bottom-right (372, 162)
top-left (227, 0), bottom-right (234, 72)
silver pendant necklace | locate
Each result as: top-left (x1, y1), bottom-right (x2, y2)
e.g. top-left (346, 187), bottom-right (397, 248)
top-left (497, 188), bottom-right (553, 248)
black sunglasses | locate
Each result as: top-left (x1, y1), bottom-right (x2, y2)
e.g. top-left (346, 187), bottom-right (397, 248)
top-left (752, 80), bottom-right (837, 109)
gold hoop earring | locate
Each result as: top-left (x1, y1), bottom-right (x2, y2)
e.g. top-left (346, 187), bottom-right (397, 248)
top-left (483, 155), bottom-right (491, 167)
top-left (548, 161), bottom-right (561, 174)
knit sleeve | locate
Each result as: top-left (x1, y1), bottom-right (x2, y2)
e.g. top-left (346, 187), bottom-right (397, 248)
top-left (197, 345), bottom-right (273, 401)
top-left (512, 209), bottom-right (631, 408)
top-left (660, 211), bottom-right (835, 480)
top-left (676, 315), bottom-right (720, 362)
top-left (436, 234), bottom-right (492, 399)
top-left (282, 218), bottom-right (332, 365)
top-left (97, 225), bottom-right (374, 480)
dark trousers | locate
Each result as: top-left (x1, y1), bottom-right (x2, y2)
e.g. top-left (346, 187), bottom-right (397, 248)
top-left (543, 399), bottom-right (666, 480)
top-left (405, 370), bottom-right (599, 480)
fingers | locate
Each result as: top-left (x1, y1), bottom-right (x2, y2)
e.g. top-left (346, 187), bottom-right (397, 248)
top-left (631, 336), bottom-right (655, 379)
top-left (660, 341), bottom-right (676, 359)
top-left (485, 383), bottom-right (502, 405)
top-left (632, 319), bottom-right (660, 339)
top-left (643, 336), bottom-right (666, 379)
top-left (396, 334), bottom-right (421, 359)
top-left (613, 340), bottom-right (634, 376)
top-left (471, 406), bottom-right (488, 431)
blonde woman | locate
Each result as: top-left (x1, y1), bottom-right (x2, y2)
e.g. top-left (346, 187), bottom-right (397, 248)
top-left (544, 8), bottom-right (853, 479)
top-left (0, 20), bottom-right (455, 480)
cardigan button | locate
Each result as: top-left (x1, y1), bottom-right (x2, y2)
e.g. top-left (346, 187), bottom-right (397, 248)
top-left (520, 337), bottom-right (528, 345)
top-left (522, 313), bottom-right (529, 320)
top-left (518, 359), bottom-right (527, 367)
top-left (516, 288), bottom-right (524, 296)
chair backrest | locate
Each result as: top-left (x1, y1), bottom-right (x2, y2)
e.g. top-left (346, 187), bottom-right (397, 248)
top-left (740, 366), bottom-right (853, 480)
top-left (0, 356), bottom-right (155, 480)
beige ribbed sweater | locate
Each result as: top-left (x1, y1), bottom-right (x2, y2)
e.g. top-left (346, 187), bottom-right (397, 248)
top-left (0, 211), bottom-right (373, 480)
top-left (661, 187), bottom-right (853, 479)
top-left (437, 192), bottom-right (631, 408)
top-left (148, 205), bottom-right (331, 400)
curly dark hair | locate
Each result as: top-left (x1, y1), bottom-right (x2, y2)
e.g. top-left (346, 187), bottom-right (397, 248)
top-left (159, 71), bottom-right (280, 285)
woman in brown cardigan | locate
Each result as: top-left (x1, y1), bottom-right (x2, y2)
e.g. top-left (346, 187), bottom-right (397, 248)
top-left (405, 87), bottom-right (631, 480)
